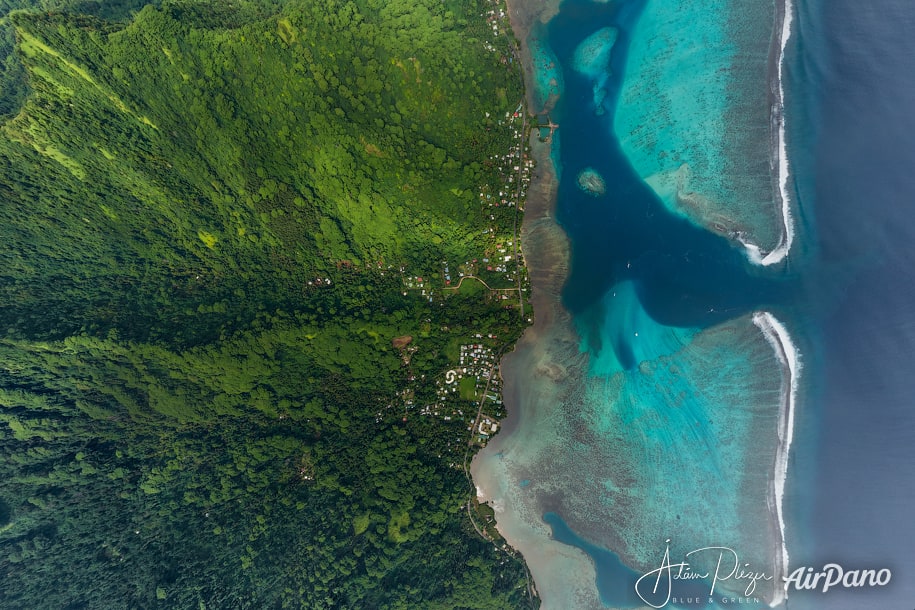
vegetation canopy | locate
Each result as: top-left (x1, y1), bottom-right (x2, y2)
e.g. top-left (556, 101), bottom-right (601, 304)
top-left (0, 0), bottom-right (532, 607)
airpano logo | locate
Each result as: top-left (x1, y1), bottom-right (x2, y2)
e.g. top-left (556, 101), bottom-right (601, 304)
top-left (634, 539), bottom-right (894, 608)
top-left (783, 563), bottom-right (892, 593)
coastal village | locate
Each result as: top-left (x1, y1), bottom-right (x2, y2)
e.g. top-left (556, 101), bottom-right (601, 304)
top-left (305, 0), bottom-right (533, 556)
top-left (388, 3), bottom-right (536, 466)
top-left (400, 103), bottom-right (533, 307)
top-left (423, 342), bottom-right (502, 441)
top-left (355, 92), bottom-right (533, 481)
top-left (400, 103), bottom-right (532, 438)
top-left (299, 0), bottom-right (531, 462)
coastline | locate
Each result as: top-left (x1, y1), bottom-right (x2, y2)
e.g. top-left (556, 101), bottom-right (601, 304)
top-left (471, 0), bottom-right (606, 606)
top-left (470, 129), bottom-right (607, 608)
top-left (476, 0), bottom-right (566, 473)
top-left (753, 311), bottom-right (801, 608)
top-left (483, 125), bottom-right (570, 441)
top-left (743, 0), bottom-right (795, 267)
top-left (504, 0), bottom-right (562, 117)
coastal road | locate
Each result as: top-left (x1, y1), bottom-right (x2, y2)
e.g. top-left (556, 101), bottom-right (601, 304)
top-left (511, 103), bottom-right (528, 320)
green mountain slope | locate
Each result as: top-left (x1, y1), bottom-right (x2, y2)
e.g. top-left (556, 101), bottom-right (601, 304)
top-left (0, 0), bottom-right (533, 607)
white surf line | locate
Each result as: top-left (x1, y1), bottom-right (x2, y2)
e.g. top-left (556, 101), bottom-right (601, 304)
top-left (752, 311), bottom-right (800, 608)
top-left (743, 0), bottom-right (796, 267)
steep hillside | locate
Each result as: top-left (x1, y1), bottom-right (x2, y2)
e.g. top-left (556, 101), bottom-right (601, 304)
top-left (0, 0), bottom-right (534, 607)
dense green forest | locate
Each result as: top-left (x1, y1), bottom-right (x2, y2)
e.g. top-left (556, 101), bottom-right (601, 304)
top-left (0, 0), bottom-right (534, 607)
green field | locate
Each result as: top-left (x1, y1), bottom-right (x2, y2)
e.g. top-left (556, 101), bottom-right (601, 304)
top-left (459, 375), bottom-right (479, 401)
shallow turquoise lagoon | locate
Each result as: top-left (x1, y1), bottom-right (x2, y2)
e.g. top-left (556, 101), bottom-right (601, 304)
top-left (613, 0), bottom-right (779, 252)
top-left (473, 0), bottom-right (796, 607)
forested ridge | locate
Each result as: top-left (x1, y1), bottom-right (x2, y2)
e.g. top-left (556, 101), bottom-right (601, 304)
top-left (0, 0), bottom-right (534, 607)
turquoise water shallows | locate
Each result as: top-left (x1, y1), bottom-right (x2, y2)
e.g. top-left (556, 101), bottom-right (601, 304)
top-left (572, 27), bottom-right (617, 76)
top-left (571, 27), bottom-right (617, 114)
top-left (481, 0), bottom-right (915, 608)
top-left (543, 512), bottom-right (644, 608)
top-left (578, 281), bottom-right (696, 375)
top-left (472, 0), bottom-right (797, 607)
top-left (544, 512), bottom-right (737, 610)
top-left (570, 317), bottom-right (785, 583)
top-left (613, 0), bottom-right (779, 251)
top-left (529, 24), bottom-right (564, 112)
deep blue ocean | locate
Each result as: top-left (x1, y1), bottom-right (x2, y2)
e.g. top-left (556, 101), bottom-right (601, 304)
top-left (786, 0), bottom-right (915, 608)
top-left (540, 0), bottom-right (915, 607)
